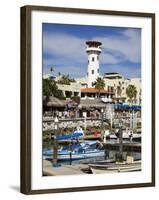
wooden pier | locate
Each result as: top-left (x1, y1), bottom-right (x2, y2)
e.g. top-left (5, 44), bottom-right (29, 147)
top-left (103, 142), bottom-right (141, 152)
top-left (43, 160), bottom-right (88, 176)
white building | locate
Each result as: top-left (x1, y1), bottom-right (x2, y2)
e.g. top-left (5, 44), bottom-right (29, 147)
top-left (86, 41), bottom-right (102, 88)
top-left (75, 77), bottom-right (88, 88)
top-left (57, 82), bottom-right (81, 97)
top-left (103, 72), bottom-right (141, 105)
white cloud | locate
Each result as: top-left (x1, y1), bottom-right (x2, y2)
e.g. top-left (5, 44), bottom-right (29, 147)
top-left (93, 29), bottom-right (141, 64)
top-left (43, 28), bottom-right (141, 68)
top-left (43, 32), bottom-right (87, 64)
top-left (100, 52), bottom-right (123, 64)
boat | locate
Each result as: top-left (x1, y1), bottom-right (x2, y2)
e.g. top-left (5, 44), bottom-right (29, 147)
top-left (108, 129), bottom-right (141, 140)
top-left (88, 160), bottom-right (141, 174)
top-left (55, 128), bottom-right (84, 140)
top-left (43, 139), bottom-right (105, 161)
top-left (83, 158), bottom-right (115, 165)
top-left (43, 148), bottom-right (105, 161)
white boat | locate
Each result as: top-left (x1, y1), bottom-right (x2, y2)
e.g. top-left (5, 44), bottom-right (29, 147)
top-left (109, 130), bottom-right (141, 140)
top-left (88, 161), bottom-right (141, 174)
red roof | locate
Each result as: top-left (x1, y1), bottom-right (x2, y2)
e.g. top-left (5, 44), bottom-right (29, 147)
top-left (81, 88), bottom-right (114, 94)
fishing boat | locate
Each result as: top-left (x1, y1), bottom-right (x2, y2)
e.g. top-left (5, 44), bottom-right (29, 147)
top-left (88, 160), bottom-right (141, 174)
top-left (43, 142), bottom-right (105, 161)
top-left (43, 128), bottom-right (105, 161)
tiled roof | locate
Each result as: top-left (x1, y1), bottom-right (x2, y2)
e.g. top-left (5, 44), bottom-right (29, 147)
top-left (81, 88), bottom-right (113, 94)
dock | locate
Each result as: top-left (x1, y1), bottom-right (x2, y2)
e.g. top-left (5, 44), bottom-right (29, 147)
top-left (103, 142), bottom-right (141, 152)
top-left (43, 160), bottom-right (88, 176)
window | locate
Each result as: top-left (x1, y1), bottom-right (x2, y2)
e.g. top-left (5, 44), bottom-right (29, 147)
top-left (97, 68), bottom-right (99, 73)
top-left (97, 56), bottom-right (99, 60)
top-left (92, 70), bottom-right (94, 74)
top-left (87, 72), bottom-right (88, 76)
top-left (88, 60), bottom-right (89, 64)
top-left (92, 57), bottom-right (94, 62)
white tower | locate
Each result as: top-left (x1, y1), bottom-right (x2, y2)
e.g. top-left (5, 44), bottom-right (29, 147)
top-left (86, 41), bottom-right (102, 88)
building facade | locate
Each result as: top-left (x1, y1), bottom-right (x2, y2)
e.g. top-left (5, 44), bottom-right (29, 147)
top-left (103, 73), bottom-right (141, 105)
top-left (43, 41), bottom-right (141, 105)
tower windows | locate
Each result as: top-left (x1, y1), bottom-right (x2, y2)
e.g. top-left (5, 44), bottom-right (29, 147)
top-left (97, 68), bottom-right (99, 73)
top-left (97, 55), bottom-right (99, 60)
top-left (92, 57), bottom-right (95, 62)
top-left (92, 70), bottom-right (94, 74)
top-left (87, 72), bottom-right (88, 76)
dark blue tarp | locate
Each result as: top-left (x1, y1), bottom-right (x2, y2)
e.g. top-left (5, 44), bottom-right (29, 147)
top-left (113, 104), bottom-right (141, 110)
top-left (56, 132), bottom-right (84, 140)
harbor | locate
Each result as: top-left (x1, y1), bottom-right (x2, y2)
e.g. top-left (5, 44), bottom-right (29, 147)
top-left (43, 123), bottom-right (141, 175)
top-left (42, 83), bottom-right (142, 176)
top-left (42, 39), bottom-right (142, 176)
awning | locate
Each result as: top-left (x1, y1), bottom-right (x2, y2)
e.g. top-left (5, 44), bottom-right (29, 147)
top-left (114, 104), bottom-right (141, 110)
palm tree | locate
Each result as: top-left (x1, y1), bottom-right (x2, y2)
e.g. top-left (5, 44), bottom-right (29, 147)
top-left (126, 85), bottom-right (137, 104)
top-left (57, 75), bottom-right (70, 85)
top-left (117, 82), bottom-right (122, 97)
top-left (93, 77), bottom-right (105, 98)
top-left (43, 79), bottom-right (64, 99)
top-left (43, 79), bottom-right (57, 97)
top-left (50, 67), bottom-right (54, 75)
top-left (57, 74), bottom-right (76, 85)
top-left (58, 72), bottom-right (61, 76)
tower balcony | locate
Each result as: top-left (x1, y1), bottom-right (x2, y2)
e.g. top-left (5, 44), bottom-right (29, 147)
top-left (86, 47), bottom-right (102, 53)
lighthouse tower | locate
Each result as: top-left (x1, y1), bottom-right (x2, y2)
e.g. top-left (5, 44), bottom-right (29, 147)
top-left (86, 41), bottom-right (102, 88)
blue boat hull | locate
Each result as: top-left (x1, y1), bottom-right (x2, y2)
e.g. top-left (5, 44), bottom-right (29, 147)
top-left (43, 150), bottom-right (105, 161)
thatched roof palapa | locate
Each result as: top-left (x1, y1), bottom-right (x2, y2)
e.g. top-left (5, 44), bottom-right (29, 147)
top-left (80, 99), bottom-right (107, 108)
top-left (43, 96), bottom-right (65, 107)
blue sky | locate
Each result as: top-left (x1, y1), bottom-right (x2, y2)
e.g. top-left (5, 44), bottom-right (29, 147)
top-left (43, 23), bottom-right (141, 78)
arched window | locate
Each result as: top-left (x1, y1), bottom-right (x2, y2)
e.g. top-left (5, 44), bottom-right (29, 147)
top-left (92, 57), bottom-right (94, 62)
top-left (92, 70), bottom-right (94, 74)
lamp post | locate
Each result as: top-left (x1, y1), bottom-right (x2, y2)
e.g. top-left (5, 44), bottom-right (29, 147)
top-left (118, 119), bottom-right (123, 162)
top-left (110, 112), bottom-right (114, 130)
top-left (83, 112), bottom-right (87, 131)
top-left (101, 108), bottom-right (104, 130)
top-left (101, 108), bottom-right (104, 136)
top-left (53, 116), bottom-right (59, 167)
